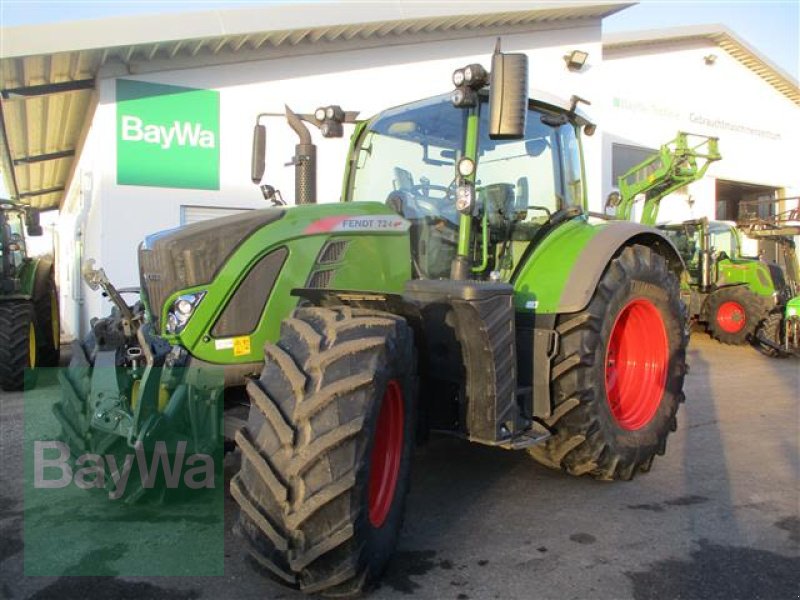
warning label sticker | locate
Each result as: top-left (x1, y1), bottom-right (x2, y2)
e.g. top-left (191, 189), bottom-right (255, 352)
top-left (233, 336), bottom-right (251, 357)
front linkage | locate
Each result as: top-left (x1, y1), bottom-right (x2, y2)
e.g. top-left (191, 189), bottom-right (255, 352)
top-left (53, 262), bottom-right (223, 502)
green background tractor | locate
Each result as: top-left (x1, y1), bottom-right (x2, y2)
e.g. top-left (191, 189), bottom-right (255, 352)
top-left (0, 200), bottom-right (60, 390)
top-left (57, 48), bottom-right (689, 595)
top-left (607, 133), bottom-right (796, 347)
top-left (660, 217), bottom-right (791, 344)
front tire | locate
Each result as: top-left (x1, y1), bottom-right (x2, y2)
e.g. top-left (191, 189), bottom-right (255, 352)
top-left (528, 245), bottom-right (687, 480)
top-left (233, 306), bottom-right (417, 596)
top-left (34, 266), bottom-right (60, 366)
top-left (706, 286), bottom-right (763, 345)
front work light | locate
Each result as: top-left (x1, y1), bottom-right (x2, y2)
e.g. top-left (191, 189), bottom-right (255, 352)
top-left (166, 292), bottom-right (206, 334)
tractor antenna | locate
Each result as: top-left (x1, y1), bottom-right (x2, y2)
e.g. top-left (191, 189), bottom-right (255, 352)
top-left (494, 38), bottom-right (501, 54)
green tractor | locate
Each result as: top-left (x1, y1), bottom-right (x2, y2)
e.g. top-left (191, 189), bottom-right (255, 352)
top-left (57, 47), bottom-right (690, 595)
top-left (606, 133), bottom-right (795, 347)
top-left (659, 218), bottom-right (790, 345)
top-left (0, 200), bottom-right (60, 390)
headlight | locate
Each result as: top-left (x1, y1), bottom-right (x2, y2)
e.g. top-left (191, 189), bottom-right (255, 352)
top-left (165, 292), bottom-right (206, 334)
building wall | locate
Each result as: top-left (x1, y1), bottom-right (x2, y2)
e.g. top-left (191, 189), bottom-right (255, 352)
top-left (601, 39), bottom-right (800, 222)
top-left (58, 25), bottom-right (602, 339)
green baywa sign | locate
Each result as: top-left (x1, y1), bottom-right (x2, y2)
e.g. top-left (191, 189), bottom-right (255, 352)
top-left (116, 79), bottom-right (220, 190)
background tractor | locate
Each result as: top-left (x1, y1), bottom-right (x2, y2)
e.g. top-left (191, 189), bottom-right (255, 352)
top-left (57, 46), bottom-right (690, 595)
top-left (606, 133), bottom-right (796, 347)
top-left (0, 200), bottom-right (60, 390)
top-left (737, 200), bottom-right (800, 356)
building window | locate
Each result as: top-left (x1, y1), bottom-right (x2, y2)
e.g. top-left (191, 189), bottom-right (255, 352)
top-left (611, 143), bottom-right (657, 186)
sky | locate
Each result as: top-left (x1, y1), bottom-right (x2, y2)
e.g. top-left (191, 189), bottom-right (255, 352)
top-left (0, 1), bottom-right (797, 80)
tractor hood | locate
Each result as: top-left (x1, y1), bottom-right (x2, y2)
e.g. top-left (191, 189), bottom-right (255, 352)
top-left (138, 202), bottom-right (411, 334)
top-left (139, 208), bottom-right (286, 326)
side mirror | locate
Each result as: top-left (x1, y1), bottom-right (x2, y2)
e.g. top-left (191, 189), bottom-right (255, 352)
top-left (251, 123), bottom-right (266, 184)
top-left (488, 51), bottom-right (528, 140)
top-left (25, 209), bottom-right (43, 236)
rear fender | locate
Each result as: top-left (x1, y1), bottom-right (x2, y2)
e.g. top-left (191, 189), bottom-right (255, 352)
top-left (514, 220), bottom-right (685, 315)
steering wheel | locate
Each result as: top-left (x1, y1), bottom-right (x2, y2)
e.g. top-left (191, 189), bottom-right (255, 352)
top-left (410, 183), bottom-right (455, 201)
top-left (408, 182), bottom-right (458, 224)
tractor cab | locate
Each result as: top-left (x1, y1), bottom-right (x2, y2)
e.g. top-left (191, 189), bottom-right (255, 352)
top-left (346, 92), bottom-right (587, 280)
top-left (1, 201), bottom-right (42, 294)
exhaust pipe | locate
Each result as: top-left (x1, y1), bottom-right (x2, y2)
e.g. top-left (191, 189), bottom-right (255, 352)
top-left (285, 105), bottom-right (317, 205)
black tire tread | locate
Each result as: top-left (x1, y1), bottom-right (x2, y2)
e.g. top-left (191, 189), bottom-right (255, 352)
top-left (755, 311), bottom-right (786, 358)
top-left (234, 306), bottom-right (416, 596)
top-left (0, 301), bottom-right (35, 391)
top-left (33, 265), bottom-right (60, 366)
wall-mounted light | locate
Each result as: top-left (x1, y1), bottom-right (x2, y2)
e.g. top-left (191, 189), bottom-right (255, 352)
top-left (564, 49), bottom-right (589, 71)
top-left (704, 54), bottom-right (717, 65)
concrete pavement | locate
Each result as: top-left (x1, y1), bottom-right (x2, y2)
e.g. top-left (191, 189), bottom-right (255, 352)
top-left (1, 333), bottom-right (797, 599)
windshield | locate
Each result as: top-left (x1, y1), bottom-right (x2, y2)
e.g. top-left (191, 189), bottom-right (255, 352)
top-left (1, 209), bottom-right (26, 275)
top-left (476, 105), bottom-right (583, 224)
top-left (349, 95), bottom-right (465, 225)
top-left (708, 223), bottom-right (739, 258)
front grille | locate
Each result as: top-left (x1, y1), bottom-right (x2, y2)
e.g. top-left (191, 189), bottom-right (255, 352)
top-left (139, 244), bottom-right (170, 326)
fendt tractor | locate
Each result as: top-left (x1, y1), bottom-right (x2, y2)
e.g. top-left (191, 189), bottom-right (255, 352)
top-left (0, 200), bottom-right (60, 390)
top-left (57, 46), bottom-right (690, 595)
top-left (605, 133), bottom-right (797, 348)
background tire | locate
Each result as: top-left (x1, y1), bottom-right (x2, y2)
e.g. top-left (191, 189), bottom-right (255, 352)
top-left (0, 302), bottom-right (37, 391)
top-left (528, 245), bottom-right (687, 481)
top-left (754, 311), bottom-right (786, 358)
top-left (33, 265), bottom-right (60, 366)
top-left (706, 286), bottom-right (763, 345)
top-left (232, 306), bottom-right (417, 596)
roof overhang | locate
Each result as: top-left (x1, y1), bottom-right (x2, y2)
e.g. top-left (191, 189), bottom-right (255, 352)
top-left (0, 1), bottom-right (631, 211)
top-left (604, 24), bottom-right (800, 107)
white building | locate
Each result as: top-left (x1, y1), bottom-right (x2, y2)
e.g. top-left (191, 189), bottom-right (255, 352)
top-left (602, 25), bottom-right (800, 226)
top-left (0, 3), bottom-right (797, 340)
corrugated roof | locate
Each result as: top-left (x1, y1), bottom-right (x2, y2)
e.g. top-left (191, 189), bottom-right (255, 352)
top-left (0, 1), bottom-right (631, 211)
top-left (603, 24), bottom-right (800, 106)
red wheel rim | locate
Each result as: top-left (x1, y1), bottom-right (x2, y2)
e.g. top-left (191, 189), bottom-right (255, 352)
top-left (368, 380), bottom-right (404, 528)
top-left (605, 299), bottom-right (669, 431)
top-left (716, 301), bottom-right (746, 333)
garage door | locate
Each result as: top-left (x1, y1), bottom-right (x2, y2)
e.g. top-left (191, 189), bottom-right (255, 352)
top-left (180, 205), bottom-right (252, 226)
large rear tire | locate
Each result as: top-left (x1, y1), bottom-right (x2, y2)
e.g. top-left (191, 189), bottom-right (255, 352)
top-left (706, 286), bottom-right (763, 345)
top-left (528, 245), bottom-right (687, 480)
top-left (0, 302), bottom-right (37, 391)
top-left (232, 306), bottom-right (417, 596)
